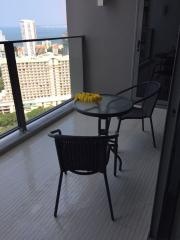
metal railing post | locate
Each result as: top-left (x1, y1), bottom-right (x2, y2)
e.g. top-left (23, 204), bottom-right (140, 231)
top-left (4, 42), bottom-right (27, 132)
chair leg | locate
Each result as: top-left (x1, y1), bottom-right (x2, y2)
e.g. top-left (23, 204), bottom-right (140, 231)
top-left (113, 137), bottom-right (122, 176)
top-left (142, 118), bottom-right (144, 131)
top-left (117, 154), bottom-right (122, 172)
top-left (150, 117), bottom-right (156, 148)
top-left (117, 119), bottom-right (121, 133)
top-left (103, 172), bottom-right (115, 221)
top-left (54, 171), bottom-right (63, 217)
top-left (114, 157), bottom-right (117, 177)
top-left (114, 141), bottom-right (117, 177)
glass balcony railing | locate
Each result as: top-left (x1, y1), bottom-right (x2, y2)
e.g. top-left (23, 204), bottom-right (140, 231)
top-left (0, 45), bottom-right (18, 135)
top-left (0, 36), bottom-right (84, 138)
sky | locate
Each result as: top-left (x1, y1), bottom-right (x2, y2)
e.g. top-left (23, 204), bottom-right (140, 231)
top-left (0, 0), bottom-right (67, 27)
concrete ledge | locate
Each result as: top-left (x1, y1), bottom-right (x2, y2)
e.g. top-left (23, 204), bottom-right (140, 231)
top-left (0, 101), bottom-right (74, 155)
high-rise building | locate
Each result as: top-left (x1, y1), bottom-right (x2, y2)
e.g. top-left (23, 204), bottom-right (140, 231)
top-left (0, 30), bottom-right (6, 58)
top-left (19, 19), bottom-right (37, 56)
top-left (42, 40), bottom-right (52, 49)
top-left (0, 30), bottom-right (6, 42)
top-left (61, 33), bottom-right (69, 56)
top-left (0, 54), bottom-right (71, 113)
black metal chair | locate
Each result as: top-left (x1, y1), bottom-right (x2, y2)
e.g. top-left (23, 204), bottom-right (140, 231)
top-left (116, 81), bottom-right (161, 148)
top-left (48, 129), bottom-right (119, 221)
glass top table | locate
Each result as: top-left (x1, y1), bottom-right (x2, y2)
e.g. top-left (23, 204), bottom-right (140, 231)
top-left (74, 94), bottom-right (133, 119)
top-left (74, 94), bottom-right (133, 135)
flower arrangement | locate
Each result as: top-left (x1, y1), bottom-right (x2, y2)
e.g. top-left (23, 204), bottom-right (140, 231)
top-left (75, 92), bottom-right (102, 103)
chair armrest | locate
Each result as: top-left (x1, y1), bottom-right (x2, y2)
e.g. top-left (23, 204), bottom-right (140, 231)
top-left (133, 98), bottom-right (144, 105)
top-left (133, 87), bottom-right (160, 105)
top-left (115, 85), bottom-right (137, 96)
top-left (48, 129), bottom-right (62, 138)
top-left (116, 81), bottom-right (160, 97)
top-left (115, 83), bottom-right (145, 96)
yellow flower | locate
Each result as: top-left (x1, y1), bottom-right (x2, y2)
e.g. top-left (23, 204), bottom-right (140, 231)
top-left (75, 92), bottom-right (102, 103)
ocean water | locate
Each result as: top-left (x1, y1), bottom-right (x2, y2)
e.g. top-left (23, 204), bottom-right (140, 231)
top-left (0, 26), bottom-right (67, 41)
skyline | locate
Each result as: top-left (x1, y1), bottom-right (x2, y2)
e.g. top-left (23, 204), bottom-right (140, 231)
top-left (0, 25), bottom-right (67, 41)
top-left (1, 0), bottom-right (67, 27)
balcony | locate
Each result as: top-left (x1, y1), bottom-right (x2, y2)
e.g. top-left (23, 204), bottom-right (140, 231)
top-left (0, 106), bottom-right (166, 240)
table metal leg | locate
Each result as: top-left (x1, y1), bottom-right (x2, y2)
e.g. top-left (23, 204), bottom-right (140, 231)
top-left (98, 117), bottom-right (111, 135)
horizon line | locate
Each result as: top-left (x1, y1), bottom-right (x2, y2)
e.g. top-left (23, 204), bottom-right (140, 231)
top-left (0, 24), bottom-right (67, 28)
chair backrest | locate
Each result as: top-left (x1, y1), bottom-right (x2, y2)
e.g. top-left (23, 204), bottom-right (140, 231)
top-left (49, 130), bottom-right (117, 174)
top-left (116, 81), bottom-right (160, 117)
top-left (140, 81), bottom-right (161, 117)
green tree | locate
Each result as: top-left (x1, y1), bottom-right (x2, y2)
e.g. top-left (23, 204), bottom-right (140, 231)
top-left (0, 78), bottom-right (4, 92)
top-left (26, 106), bottom-right (52, 120)
top-left (0, 112), bottom-right (17, 127)
top-left (0, 106), bottom-right (53, 134)
top-left (47, 46), bottom-right (52, 52)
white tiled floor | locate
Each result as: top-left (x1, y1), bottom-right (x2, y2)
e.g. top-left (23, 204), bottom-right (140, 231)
top-left (0, 108), bottom-right (166, 240)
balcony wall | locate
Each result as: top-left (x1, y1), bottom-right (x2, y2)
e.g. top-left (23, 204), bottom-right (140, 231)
top-left (66, 0), bottom-right (138, 93)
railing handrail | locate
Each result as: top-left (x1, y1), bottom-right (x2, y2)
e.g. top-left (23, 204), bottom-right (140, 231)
top-left (0, 35), bottom-right (84, 44)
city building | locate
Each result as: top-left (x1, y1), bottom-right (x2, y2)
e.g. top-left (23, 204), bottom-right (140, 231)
top-left (0, 30), bottom-right (6, 58)
top-left (19, 19), bottom-right (37, 56)
top-left (52, 44), bottom-right (59, 55)
top-left (0, 49), bottom-right (6, 59)
top-left (0, 30), bottom-right (6, 42)
top-left (42, 40), bottom-right (52, 49)
top-left (0, 54), bottom-right (71, 113)
top-left (15, 47), bottom-right (25, 57)
top-left (35, 45), bottom-right (47, 55)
